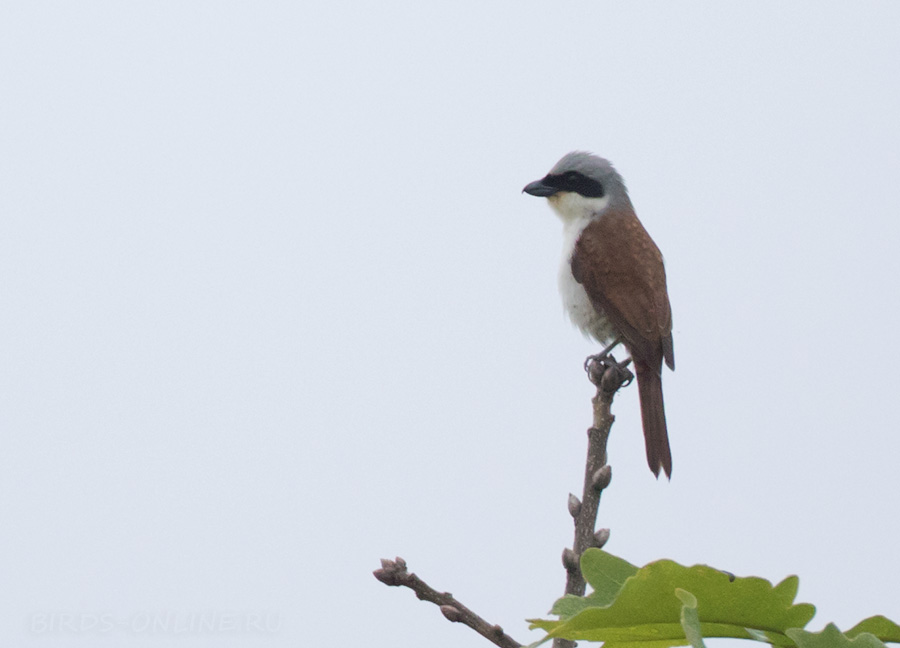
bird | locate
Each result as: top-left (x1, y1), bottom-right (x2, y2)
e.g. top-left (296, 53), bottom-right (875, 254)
top-left (523, 152), bottom-right (675, 478)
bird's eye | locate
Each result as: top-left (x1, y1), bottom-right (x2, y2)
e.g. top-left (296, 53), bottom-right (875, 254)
top-left (560, 171), bottom-right (605, 198)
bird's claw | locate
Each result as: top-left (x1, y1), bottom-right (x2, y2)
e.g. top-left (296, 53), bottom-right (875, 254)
top-left (584, 353), bottom-right (634, 390)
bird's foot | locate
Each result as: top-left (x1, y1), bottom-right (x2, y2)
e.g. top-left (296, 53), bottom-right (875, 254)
top-left (582, 337), bottom-right (622, 373)
top-left (584, 353), bottom-right (634, 391)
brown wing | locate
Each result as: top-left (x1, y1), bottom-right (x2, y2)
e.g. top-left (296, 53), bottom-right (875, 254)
top-left (571, 207), bottom-right (674, 369)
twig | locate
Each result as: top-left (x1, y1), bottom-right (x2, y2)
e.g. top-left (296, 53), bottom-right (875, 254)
top-left (373, 357), bottom-right (630, 648)
top-left (554, 355), bottom-right (632, 648)
top-left (373, 557), bottom-right (522, 648)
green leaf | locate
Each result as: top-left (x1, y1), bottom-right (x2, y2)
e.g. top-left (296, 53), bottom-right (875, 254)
top-left (676, 588), bottom-right (705, 648)
top-left (846, 617), bottom-right (900, 644)
top-left (787, 624), bottom-right (887, 648)
top-left (582, 550), bottom-right (641, 604)
top-left (530, 549), bottom-right (816, 647)
top-left (550, 551), bottom-right (639, 619)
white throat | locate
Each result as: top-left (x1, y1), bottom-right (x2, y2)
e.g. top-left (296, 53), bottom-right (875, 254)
top-left (550, 192), bottom-right (616, 343)
top-left (548, 191), bottom-right (610, 224)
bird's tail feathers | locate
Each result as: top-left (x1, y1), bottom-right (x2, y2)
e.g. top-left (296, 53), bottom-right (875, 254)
top-left (634, 360), bottom-right (672, 479)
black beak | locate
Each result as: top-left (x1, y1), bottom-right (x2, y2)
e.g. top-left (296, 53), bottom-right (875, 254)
top-left (522, 178), bottom-right (558, 197)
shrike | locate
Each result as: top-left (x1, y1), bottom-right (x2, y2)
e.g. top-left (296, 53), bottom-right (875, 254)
top-left (523, 152), bottom-right (674, 478)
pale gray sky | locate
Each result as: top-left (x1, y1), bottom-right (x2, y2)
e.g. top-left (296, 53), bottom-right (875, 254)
top-left (1, 2), bottom-right (899, 647)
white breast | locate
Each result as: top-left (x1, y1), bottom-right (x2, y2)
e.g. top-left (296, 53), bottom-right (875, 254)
top-left (553, 195), bottom-right (616, 344)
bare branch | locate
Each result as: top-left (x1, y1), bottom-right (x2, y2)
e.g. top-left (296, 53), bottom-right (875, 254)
top-left (373, 557), bottom-right (522, 648)
top-left (553, 355), bottom-right (631, 648)
top-left (374, 356), bottom-right (630, 648)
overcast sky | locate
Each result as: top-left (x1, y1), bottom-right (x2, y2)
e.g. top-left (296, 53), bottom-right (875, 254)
top-left (2, 2), bottom-right (899, 647)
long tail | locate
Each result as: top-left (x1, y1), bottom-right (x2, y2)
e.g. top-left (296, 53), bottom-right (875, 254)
top-left (634, 359), bottom-right (672, 479)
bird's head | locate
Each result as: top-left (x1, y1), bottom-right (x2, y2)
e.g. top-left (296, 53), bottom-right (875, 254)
top-left (523, 151), bottom-right (629, 222)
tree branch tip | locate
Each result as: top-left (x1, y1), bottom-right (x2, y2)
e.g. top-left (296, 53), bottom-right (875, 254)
top-left (591, 465), bottom-right (612, 491)
top-left (586, 359), bottom-right (606, 386)
top-left (373, 568), bottom-right (401, 586)
top-left (600, 362), bottom-right (633, 393)
top-left (372, 569), bottom-right (391, 585)
top-left (373, 557), bottom-right (409, 586)
top-left (567, 493), bottom-right (582, 518)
